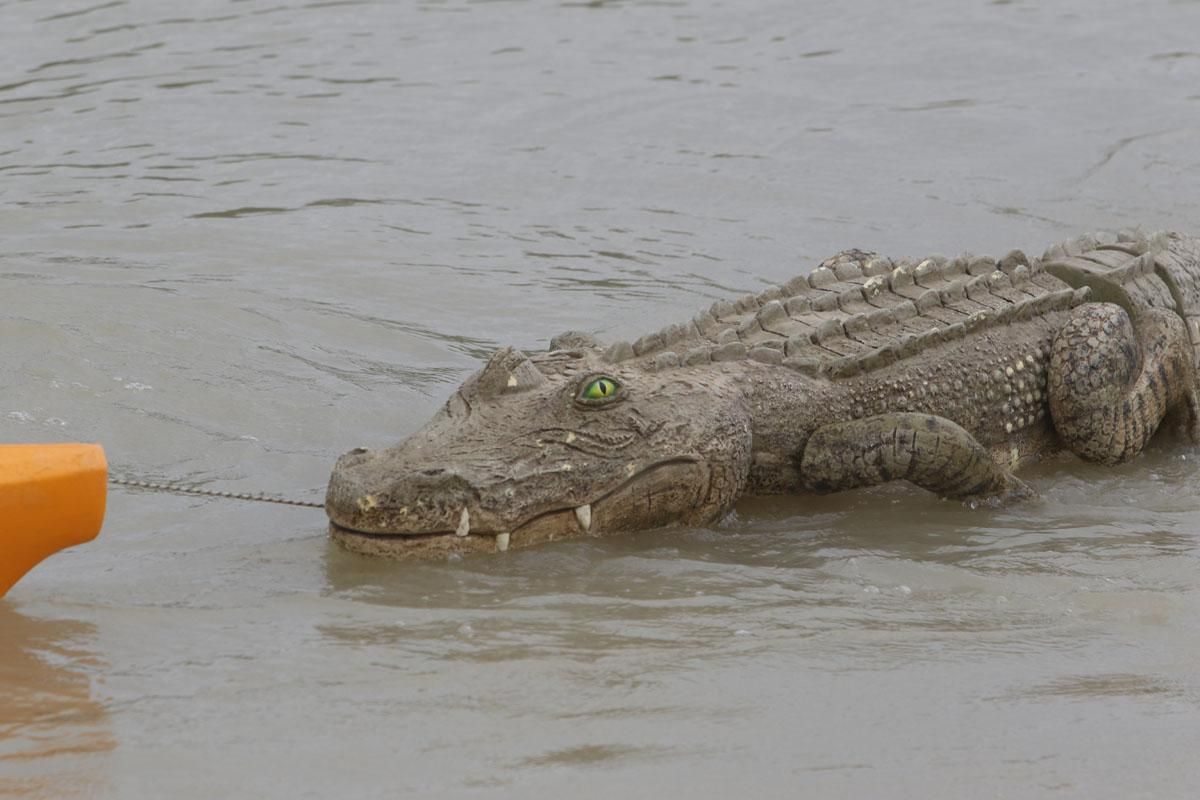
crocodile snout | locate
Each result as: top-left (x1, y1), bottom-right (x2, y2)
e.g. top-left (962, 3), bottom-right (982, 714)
top-left (326, 448), bottom-right (478, 534)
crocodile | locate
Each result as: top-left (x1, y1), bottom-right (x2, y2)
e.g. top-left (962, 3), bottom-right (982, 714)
top-left (326, 230), bottom-right (1200, 559)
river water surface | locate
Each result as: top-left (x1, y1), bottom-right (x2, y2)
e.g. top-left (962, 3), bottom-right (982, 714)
top-left (3, 1), bottom-right (1200, 797)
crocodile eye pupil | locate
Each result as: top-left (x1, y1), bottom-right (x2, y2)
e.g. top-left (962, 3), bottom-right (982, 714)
top-left (582, 377), bottom-right (619, 400)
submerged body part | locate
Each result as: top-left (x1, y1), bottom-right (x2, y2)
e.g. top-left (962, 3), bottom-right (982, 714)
top-left (326, 231), bottom-right (1200, 558)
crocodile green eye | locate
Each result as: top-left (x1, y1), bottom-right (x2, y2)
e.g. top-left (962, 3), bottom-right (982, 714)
top-left (580, 376), bottom-right (620, 402)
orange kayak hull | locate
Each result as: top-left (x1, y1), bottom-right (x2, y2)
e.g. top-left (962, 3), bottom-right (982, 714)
top-left (0, 444), bottom-right (107, 597)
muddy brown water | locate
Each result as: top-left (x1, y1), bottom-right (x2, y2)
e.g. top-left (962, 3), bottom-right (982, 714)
top-left (3, 1), bottom-right (1200, 797)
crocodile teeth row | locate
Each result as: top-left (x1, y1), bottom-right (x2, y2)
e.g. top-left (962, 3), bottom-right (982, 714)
top-left (456, 504), bottom-right (590, 549)
top-left (574, 503), bottom-right (592, 533)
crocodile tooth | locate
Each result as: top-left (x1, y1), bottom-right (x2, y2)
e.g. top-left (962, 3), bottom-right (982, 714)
top-left (455, 508), bottom-right (470, 537)
top-left (495, 532), bottom-right (510, 552)
top-left (574, 504), bottom-right (592, 533)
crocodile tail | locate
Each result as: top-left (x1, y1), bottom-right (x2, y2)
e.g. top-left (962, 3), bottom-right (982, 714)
top-left (1042, 230), bottom-right (1200, 368)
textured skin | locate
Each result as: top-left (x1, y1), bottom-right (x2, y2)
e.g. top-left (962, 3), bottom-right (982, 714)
top-left (1049, 305), bottom-right (1197, 464)
top-left (327, 231), bottom-right (1200, 559)
top-left (800, 413), bottom-right (1035, 500)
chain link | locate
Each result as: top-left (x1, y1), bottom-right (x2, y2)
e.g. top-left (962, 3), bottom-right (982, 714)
top-left (109, 476), bottom-right (325, 509)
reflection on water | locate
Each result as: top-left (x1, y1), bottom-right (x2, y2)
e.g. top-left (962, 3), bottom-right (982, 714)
top-left (0, 605), bottom-right (114, 799)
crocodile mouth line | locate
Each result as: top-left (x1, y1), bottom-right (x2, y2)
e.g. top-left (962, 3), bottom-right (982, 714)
top-left (328, 505), bottom-right (570, 541)
top-left (328, 456), bottom-right (705, 544)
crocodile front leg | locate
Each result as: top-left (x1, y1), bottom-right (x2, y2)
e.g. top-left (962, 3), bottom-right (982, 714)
top-left (1048, 304), bottom-right (1200, 465)
top-left (799, 413), bottom-right (1034, 500)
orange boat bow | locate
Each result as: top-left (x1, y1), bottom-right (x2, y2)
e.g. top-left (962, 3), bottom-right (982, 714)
top-left (1, 444), bottom-right (107, 597)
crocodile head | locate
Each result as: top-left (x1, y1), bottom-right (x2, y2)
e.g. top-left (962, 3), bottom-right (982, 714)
top-left (326, 346), bottom-right (752, 558)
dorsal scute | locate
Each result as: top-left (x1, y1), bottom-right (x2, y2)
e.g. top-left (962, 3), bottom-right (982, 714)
top-left (1041, 231), bottom-right (1200, 354)
top-left (598, 244), bottom-right (1093, 375)
top-left (548, 330), bottom-right (599, 351)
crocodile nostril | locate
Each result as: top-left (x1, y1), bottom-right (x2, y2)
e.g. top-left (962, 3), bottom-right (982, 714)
top-left (350, 447), bottom-right (370, 455)
top-left (420, 468), bottom-right (446, 477)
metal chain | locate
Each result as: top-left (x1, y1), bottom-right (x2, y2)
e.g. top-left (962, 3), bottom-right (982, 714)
top-left (109, 476), bottom-right (325, 509)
